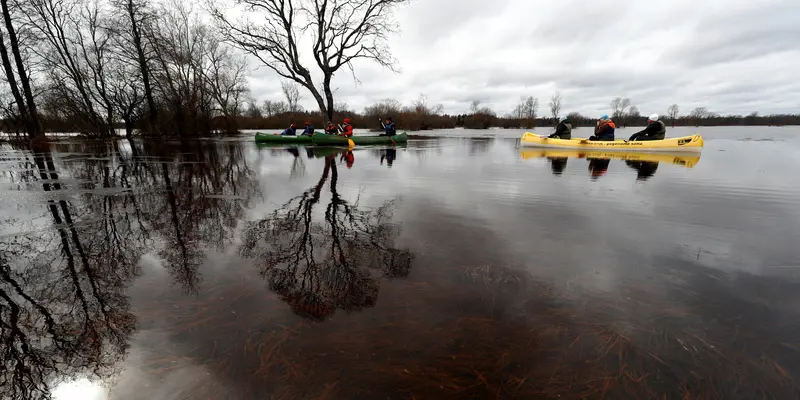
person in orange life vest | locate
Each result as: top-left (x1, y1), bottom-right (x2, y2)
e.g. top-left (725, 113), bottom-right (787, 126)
top-left (589, 115), bottom-right (615, 141)
top-left (341, 118), bottom-right (354, 137)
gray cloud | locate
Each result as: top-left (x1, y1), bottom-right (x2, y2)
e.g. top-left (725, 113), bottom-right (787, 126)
top-left (245, 0), bottom-right (800, 117)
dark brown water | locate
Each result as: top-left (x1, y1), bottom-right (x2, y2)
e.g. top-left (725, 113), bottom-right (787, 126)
top-left (2, 127), bottom-right (800, 399)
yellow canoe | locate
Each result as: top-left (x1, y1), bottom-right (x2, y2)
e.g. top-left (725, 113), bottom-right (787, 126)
top-left (519, 148), bottom-right (701, 168)
top-left (520, 132), bottom-right (704, 152)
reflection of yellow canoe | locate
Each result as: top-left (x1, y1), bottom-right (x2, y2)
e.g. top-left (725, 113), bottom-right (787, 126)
top-left (519, 148), bottom-right (701, 168)
top-left (520, 132), bottom-right (704, 152)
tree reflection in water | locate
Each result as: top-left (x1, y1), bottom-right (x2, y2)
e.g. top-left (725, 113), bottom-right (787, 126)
top-left (0, 139), bottom-right (260, 399)
top-left (1, 148), bottom-right (135, 400)
top-left (240, 154), bottom-right (413, 321)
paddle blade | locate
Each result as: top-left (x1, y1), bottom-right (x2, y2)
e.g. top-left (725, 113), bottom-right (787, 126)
top-left (348, 139), bottom-right (355, 147)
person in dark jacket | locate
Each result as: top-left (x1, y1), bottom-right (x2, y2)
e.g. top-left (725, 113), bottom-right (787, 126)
top-left (548, 116), bottom-right (572, 139)
top-left (589, 115), bottom-right (615, 141)
top-left (302, 121), bottom-right (314, 136)
top-left (380, 117), bottom-right (396, 136)
top-left (281, 124), bottom-right (297, 135)
top-left (325, 121), bottom-right (338, 135)
top-left (629, 114), bottom-right (666, 141)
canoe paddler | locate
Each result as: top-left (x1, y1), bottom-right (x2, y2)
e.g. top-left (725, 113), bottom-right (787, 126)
top-left (325, 120), bottom-right (338, 135)
top-left (628, 114), bottom-right (666, 141)
top-left (302, 120), bottom-right (315, 136)
top-left (280, 123), bottom-right (297, 135)
top-left (379, 117), bottom-right (396, 136)
top-left (547, 116), bottom-right (572, 139)
top-left (589, 115), bottom-right (615, 141)
top-left (340, 118), bottom-right (354, 137)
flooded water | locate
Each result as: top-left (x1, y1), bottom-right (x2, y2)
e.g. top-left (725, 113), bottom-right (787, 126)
top-left (2, 126), bottom-right (800, 399)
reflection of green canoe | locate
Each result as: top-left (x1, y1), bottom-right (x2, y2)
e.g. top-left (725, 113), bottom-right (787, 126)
top-left (312, 132), bottom-right (408, 145)
top-left (309, 147), bottom-right (349, 158)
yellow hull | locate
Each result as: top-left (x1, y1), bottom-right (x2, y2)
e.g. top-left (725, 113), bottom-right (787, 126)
top-left (520, 132), bottom-right (704, 152)
top-left (519, 148), bottom-right (701, 168)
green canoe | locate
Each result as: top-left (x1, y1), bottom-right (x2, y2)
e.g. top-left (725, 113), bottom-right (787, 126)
top-left (311, 132), bottom-right (408, 145)
top-left (254, 132), bottom-right (327, 143)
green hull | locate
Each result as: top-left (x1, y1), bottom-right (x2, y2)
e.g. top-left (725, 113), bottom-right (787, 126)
top-left (255, 132), bottom-right (408, 145)
top-left (254, 132), bottom-right (314, 143)
top-left (311, 132), bottom-right (408, 145)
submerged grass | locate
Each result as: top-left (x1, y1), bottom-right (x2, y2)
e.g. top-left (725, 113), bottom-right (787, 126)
top-left (132, 261), bottom-right (800, 400)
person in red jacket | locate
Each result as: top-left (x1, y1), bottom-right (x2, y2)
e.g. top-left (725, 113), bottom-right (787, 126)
top-left (341, 118), bottom-right (354, 137)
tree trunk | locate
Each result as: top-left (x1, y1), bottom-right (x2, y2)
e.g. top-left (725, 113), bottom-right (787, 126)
top-left (0, 27), bottom-right (31, 134)
top-left (123, 117), bottom-right (133, 139)
top-left (1, 0), bottom-right (42, 139)
top-left (127, 0), bottom-right (158, 133)
top-left (323, 74), bottom-right (334, 121)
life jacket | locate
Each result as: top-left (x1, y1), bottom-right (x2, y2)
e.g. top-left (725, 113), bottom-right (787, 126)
top-left (281, 127), bottom-right (296, 135)
top-left (596, 121), bottom-right (615, 138)
top-left (343, 124), bottom-right (353, 137)
top-left (326, 124), bottom-right (337, 134)
top-left (385, 122), bottom-right (396, 135)
top-left (303, 125), bottom-right (314, 135)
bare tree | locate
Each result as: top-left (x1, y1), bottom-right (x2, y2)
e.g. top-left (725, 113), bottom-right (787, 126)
top-left (667, 104), bottom-right (679, 127)
top-left (245, 99), bottom-right (262, 117)
top-left (548, 90), bottom-right (562, 122)
top-left (363, 98), bottom-right (401, 118)
top-left (261, 99), bottom-right (287, 117)
top-left (469, 99), bottom-right (481, 114)
top-left (209, 0), bottom-right (410, 121)
top-left (334, 101), bottom-right (350, 113)
top-left (107, 60), bottom-right (146, 138)
top-left (610, 97), bottom-right (631, 120)
top-left (204, 40), bottom-right (249, 118)
top-left (627, 105), bottom-right (640, 123)
top-left (281, 80), bottom-right (301, 113)
top-left (465, 100), bottom-right (495, 129)
top-left (689, 107), bottom-right (709, 126)
top-left (147, 0), bottom-right (232, 136)
top-left (524, 96), bottom-right (538, 119)
top-left (411, 93), bottom-right (442, 115)
top-left (512, 95), bottom-right (538, 121)
top-left (24, 0), bottom-right (115, 135)
top-left (111, 0), bottom-right (158, 131)
top-left (0, 0), bottom-right (43, 139)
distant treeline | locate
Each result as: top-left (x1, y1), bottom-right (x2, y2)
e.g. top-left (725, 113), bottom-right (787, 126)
top-left (3, 92), bottom-right (800, 137)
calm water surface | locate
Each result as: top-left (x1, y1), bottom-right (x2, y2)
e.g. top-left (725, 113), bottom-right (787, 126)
top-left (2, 127), bottom-right (800, 399)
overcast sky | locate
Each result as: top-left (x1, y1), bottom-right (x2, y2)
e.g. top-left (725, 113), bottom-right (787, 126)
top-left (244, 0), bottom-right (800, 117)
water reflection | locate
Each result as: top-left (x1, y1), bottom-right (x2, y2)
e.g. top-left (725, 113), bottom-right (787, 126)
top-left (1, 148), bottom-right (136, 399)
top-left (3, 135), bottom-right (800, 399)
top-left (625, 160), bottom-right (659, 180)
top-left (547, 155), bottom-right (568, 175)
top-left (239, 154), bottom-right (413, 321)
top-left (520, 148), bottom-right (701, 180)
top-left (1, 140), bottom-right (260, 398)
top-left (380, 147), bottom-right (397, 167)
